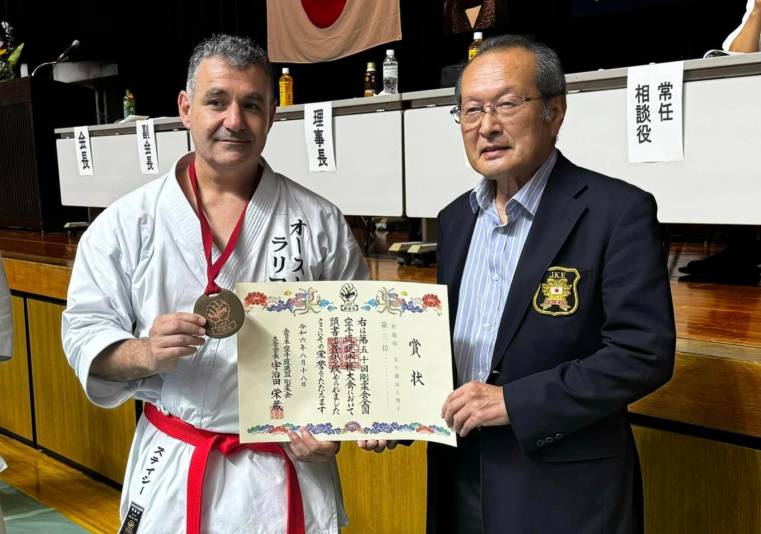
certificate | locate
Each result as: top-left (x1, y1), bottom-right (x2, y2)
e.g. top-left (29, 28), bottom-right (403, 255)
top-left (236, 281), bottom-right (456, 446)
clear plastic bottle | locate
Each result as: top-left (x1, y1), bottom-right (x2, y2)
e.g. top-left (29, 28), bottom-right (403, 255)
top-left (278, 67), bottom-right (293, 106)
top-left (468, 31), bottom-right (483, 61)
top-left (382, 49), bottom-right (398, 95)
top-left (363, 62), bottom-right (377, 97)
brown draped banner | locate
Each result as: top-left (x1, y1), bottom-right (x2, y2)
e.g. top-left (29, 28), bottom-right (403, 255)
top-left (267, 0), bottom-right (402, 63)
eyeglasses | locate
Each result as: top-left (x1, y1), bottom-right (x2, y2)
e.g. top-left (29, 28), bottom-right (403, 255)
top-left (450, 94), bottom-right (545, 127)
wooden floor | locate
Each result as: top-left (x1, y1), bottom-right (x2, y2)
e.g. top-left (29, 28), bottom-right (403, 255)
top-left (0, 235), bottom-right (759, 530)
top-left (0, 433), bottom-right (121, 533)
top-left (0, 229), bottom-right (78, 267)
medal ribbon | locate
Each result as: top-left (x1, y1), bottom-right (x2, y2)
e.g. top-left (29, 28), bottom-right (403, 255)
top-left (189, 160), bottom-right (259, 295)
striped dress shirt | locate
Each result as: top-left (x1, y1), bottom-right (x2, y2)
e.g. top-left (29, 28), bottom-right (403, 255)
top-left (452, 150), bottom-right (557, 386)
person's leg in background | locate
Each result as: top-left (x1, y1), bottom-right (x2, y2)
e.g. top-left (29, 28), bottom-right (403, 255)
top-left (679, 226), bottom-right (761, 281)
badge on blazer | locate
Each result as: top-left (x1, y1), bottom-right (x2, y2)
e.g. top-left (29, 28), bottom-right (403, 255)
top-left (533, 266), bottom-right (581, 316)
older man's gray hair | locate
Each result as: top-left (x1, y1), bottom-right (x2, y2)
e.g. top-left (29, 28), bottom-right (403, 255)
top-left (186, 34), bottom-right (273, 98)
top-left (455, 34), bottom-right (566, 121)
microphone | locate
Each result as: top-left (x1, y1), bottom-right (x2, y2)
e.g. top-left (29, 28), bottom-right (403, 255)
top-left (32, 39), bottom-right (81, 77)
top-left (56, 39), bottom-right (80, 62)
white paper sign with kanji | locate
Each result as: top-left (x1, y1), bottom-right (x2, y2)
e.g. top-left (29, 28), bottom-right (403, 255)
top-left (304, 102), bottom-right (336, 172)
top-left (236, 281), bottom-right (456, 446)
top-left (74, 126), bottom-right (94, 176)
top-left (135, 119), bottom-right (159, 175)
top-left (627, 61), bottom-right (684, 163)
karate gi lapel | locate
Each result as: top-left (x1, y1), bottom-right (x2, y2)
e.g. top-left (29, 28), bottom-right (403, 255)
top-left (215, 159), bottom-right (279, 290)
top-left (164, 154), bottom-right (209, 292)
top-left (169, 155), bottom-right (280, 292)
top-left (489, 154), bottom-right (588, 374)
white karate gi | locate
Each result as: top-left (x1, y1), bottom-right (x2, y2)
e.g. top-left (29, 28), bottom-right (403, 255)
top-left (0, 255), bottom-right (12, 534)
top-left (62, 153), bottom-right (369, 533)
top-left (723, 0), bottom-right (761, 51)
top-left (0, 255), bottom-right (11, 363)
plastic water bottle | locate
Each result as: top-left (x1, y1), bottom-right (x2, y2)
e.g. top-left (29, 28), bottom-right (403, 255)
top-left (382, 49), bottom-right (398, 95)
top-left (278, 67), bottom-right (293, 106)
top-left (469, 32), bottom-right (483, 61)
top-left (123, 89), bottom-right (136, 119)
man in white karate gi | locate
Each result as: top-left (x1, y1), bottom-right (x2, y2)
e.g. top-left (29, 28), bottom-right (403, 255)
top-left (62, 34), bottom-right (368, 534)
top-left (724, 0), bottom-right (761, 52)
top-left (0, 255), bottom-right (12, 534)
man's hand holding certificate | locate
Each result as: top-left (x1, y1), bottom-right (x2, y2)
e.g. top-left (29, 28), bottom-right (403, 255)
top-left (236, 281), bottom-right (456, 447)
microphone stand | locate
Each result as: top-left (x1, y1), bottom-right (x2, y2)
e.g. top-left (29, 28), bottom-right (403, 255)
top-left (31, 41), bottom-right (80, 77)
top-left (31, 60), bottom-right (60, 77)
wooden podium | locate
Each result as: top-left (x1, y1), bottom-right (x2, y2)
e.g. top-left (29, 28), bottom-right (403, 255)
top-left (0, 77), bottom-right (93, 230)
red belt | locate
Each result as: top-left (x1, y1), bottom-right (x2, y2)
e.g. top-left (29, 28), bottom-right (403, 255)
top-left (143, 403), bottom-right (305, 534)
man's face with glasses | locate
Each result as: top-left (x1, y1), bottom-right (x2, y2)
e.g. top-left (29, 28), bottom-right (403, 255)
top-left (457, 47), bottom-right (565, 185)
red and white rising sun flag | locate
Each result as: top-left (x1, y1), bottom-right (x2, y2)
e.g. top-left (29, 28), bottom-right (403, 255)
top-left (267, 0), bottom-right (402, 63)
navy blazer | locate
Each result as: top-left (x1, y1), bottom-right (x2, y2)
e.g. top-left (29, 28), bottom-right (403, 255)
top-left (428, 153), bottom-right (676, 534)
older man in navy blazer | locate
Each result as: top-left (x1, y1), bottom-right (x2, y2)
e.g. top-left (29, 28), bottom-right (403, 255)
top-left (426, 35), bottom-right (676, 533)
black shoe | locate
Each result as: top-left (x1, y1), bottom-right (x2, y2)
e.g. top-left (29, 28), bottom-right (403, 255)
top-left (678, 247), bottom-right (761, 275)
top-left (678, 268), bottom-right (760, 285)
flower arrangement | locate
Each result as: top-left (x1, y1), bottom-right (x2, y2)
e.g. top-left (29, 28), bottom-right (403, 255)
top-left (0, 21), bottom-right (24, 80)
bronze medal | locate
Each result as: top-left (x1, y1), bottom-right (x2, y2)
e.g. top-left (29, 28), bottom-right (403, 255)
top-left (194, 289), bottom-right (245, 339)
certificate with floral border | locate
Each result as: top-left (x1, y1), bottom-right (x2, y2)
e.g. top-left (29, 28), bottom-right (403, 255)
top-left (236, 281), bottom-right (456, 447)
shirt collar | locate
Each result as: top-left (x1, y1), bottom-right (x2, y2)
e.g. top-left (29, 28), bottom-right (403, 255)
top-left (469, 149), bottom-right (557, 218)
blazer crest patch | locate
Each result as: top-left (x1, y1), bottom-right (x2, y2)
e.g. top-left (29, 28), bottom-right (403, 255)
top-left (533, 266), bottom-right (581, 316)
